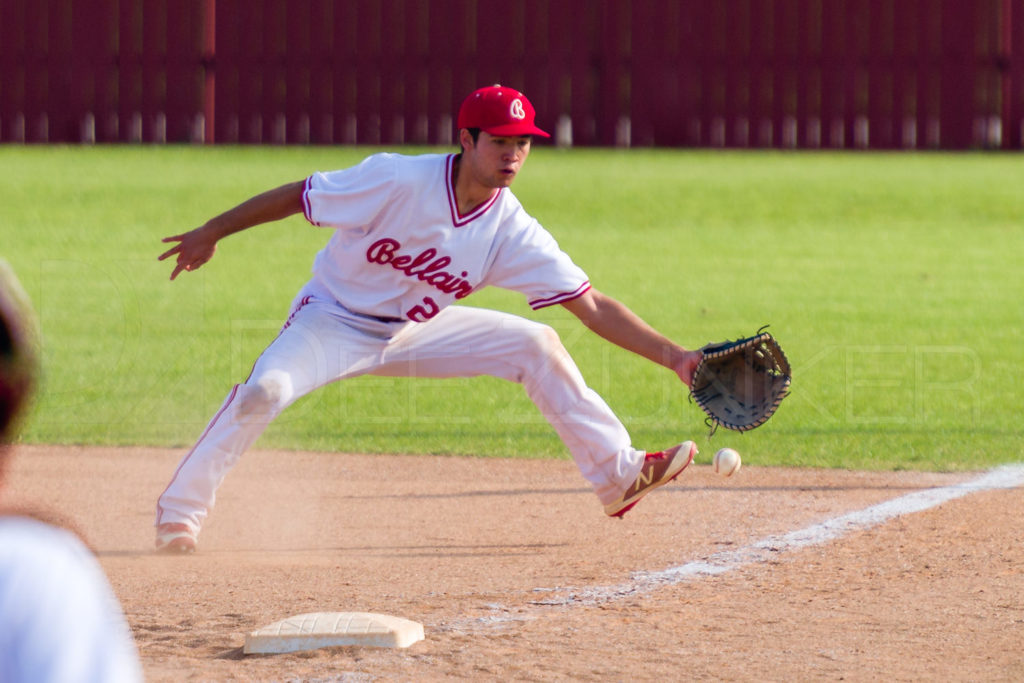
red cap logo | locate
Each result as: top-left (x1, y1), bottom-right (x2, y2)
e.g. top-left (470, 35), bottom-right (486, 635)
top-left (457, 85), bottom-right (551, 138)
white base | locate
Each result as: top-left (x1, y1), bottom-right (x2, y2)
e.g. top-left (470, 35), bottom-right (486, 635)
top-left (244, 611), bottom-right (424, 654)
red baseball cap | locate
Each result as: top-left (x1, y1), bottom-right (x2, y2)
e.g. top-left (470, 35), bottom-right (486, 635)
top-left (457, 85), bottom-right (551, 138)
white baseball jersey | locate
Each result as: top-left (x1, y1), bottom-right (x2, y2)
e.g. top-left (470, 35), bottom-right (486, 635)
top-left (301, 153), bottom-right (590, 321)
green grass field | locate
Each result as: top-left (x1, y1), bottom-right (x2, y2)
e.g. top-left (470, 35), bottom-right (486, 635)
top-left (2, 145), bottom-right (1021, 470)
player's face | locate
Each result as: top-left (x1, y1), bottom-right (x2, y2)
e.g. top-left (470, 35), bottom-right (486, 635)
top-left (461, 131), bottom-right (532, 188)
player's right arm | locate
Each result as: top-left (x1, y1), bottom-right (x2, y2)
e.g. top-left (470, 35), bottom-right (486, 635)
top-left (159, 180), bottom-right (305, 280)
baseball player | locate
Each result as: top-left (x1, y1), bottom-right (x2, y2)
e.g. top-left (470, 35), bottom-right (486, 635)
top-left (155, 85), bottom-right (703, 554)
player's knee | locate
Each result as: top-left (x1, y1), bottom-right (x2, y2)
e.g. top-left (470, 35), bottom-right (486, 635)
top-left (518, 324), bottom-right (572, 374)
top-left (237, 369), bottom-right (294, 417)
top-left (519, 324), bottom-right (562, 357)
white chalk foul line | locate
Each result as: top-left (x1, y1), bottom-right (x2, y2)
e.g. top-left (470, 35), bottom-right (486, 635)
top-left (618, 464), bottom-right (1024, 599)
top-left (453, 465), bottom-right (1024, 627)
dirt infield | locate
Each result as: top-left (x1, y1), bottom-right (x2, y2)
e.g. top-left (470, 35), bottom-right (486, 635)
top-left (5, 445), bottom-right (1023, 681)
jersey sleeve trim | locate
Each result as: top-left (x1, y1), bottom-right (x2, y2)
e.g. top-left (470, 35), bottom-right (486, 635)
top-left (301, 176), bottom-right (320, 226)
top-left (528, 281), bottom-right (591, 310)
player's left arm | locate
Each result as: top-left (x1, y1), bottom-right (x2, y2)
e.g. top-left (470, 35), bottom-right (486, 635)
top-left (561, 288), bottom-right (701, 387)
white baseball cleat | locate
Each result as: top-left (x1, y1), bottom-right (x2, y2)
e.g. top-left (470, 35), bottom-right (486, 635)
top-left (155, 523), bottom-right (197, 554)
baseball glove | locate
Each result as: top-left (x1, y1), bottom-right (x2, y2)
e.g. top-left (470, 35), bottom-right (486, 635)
top-left (690, 328), bottom-right (791, 433)
top-left (0, 260), bottom-right (39, 442)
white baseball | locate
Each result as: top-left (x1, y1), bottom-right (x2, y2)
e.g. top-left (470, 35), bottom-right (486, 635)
top-left (713, 448), bottom-right (741, 477)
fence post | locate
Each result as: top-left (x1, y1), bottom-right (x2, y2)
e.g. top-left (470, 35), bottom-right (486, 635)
top-left (940, 2), bottom-right (976, 148)
top-left (1001, 0), bottom-right (1021, 149)
top-left (203, 0), bottom-right (216, 143)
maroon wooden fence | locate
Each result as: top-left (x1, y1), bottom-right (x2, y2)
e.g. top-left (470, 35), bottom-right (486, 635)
top-left (2, 0), bottom-right (1023, 148)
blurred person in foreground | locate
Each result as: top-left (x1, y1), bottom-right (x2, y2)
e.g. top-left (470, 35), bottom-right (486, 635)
top-left (0, 260), bottom-right (142, 682)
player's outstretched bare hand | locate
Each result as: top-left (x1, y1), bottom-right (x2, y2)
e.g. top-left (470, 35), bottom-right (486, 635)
top-left (159, 226), bottom-right (219, 280)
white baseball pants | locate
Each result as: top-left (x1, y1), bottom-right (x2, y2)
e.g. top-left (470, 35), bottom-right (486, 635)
top-left (156, 288), bottom-right (645, 532)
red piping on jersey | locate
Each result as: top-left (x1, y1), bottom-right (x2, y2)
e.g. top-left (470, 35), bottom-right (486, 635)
top-left (446, 154), bottom-right (502, 227)
top-left (529, 280), bottom-right (592, 310)
top-left (301, 176), bottom-right (319, 226)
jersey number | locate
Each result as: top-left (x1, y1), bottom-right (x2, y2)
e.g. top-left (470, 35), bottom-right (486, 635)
top-left (407, 296), bottom-right (439, 322)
